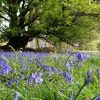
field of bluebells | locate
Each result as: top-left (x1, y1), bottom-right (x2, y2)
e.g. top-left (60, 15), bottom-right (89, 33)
top-left (0, 49), bottom-right (100, 100)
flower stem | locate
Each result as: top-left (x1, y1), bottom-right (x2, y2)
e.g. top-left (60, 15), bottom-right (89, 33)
top-left (73, 84), bottom-right (85, 100)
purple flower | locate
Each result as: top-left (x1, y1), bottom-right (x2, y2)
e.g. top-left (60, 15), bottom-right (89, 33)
top-left (65, 62), bottom-right (74, 70)
top-left (7, 80), bottom-right (13, 87)
top-left (96, 97), bottom-right (100, 100)
top-left (21, 65), bottom-right (27, 72)
top-left (35, 74), bottom-right (43, 84)
top-left (56, 69), bottom-right (63, 75)
top-left (7, 78), bottom-right (18, 87)
top-left (97, 68), bottom-right (100, 78)
top-left (29, 73), bottom-right (35, 84)
top-left (69, 95), bottom-right (73, 100)
top-left (0, 60), bottom-right (11, 75)
top-left (40, 63), bottom-right (46, 68)
top-left (20, 74), bottom-right (24, 80)
top-left (49, 67), bottom-right (55, 76)
top-left (54, 56), bottom-right (57, 61)
top-left (28, 73), bottom-right (43, 84)
top-left (43, 67), bottom-right (49, 72)
top-left (84, 69), bottom-right (92, 86)
top-left (63, 71), bottom-right (73, 82)
top-left (75, 52), bottom-right (84, 61)
top-left (14, 92), bottom-right (18, 100)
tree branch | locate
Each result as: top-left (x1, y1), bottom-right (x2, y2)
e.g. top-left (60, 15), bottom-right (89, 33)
top-left (24, 14), bottom-right (40, 26)
top-left (39, 35), bottom-right (55, 45)
top-left (46, 27), bottom-right (77, 47)
top-left (18, 0), bottom-right (33, 17)
top-left (0, 15), bottom-right (10, 22)
top-left (71, 11), bottom-right (100, 17)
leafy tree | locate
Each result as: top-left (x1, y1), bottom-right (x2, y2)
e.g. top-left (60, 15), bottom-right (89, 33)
top-left (0, 0), bottom-right (100, 50)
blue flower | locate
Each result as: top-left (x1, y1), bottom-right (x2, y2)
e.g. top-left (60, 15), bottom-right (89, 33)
top-left (56, 69), bottom-right (63, 75)
top-left (0, 60), bottom-right (11, 75)
top-left (54, 56), bottom-right (57, 61)
top-left (84, 69), bottom-right (92, 86)
top-left (49, 67), bottom-right (55, 76)
top-left (28, 73), bottom-right (43, 84)
top-left (35, 74), bottom-right (43, 84)
top-left (28, 73), bottom-right (36, 84)
top-left (63, 71), bottom-right (73, 82)
top-left (14, 92), bottom-right (18, 100)
top-left (40, 63), bottom-right (46, 68)
top-left (7, 78), bottom-right (18, 87)
top-left (75, 52), bottom-right (84, 61)
top-left (20, 74), bottom-right (24, 80)
top-left (29, 73), bottom-right (35, 81)
top-left (69, 95), bottom-right (73, 100)
top-left (96, 97), bottom-right (100, 100)
top-left (21, 64), bottom-right (27, 72)
top-left (7, 80), bottom-right (13, 87)
top-left (65, 61), bottom-right (74, 70)
top-left (97, 68), bottom-right (100, 78)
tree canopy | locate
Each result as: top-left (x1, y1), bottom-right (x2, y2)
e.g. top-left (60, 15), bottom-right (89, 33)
top-left (0, 0), bottom-right (100, 50)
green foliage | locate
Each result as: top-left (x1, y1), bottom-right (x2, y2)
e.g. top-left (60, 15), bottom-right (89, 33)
top-left (0, 0), bottom-right (100, 46)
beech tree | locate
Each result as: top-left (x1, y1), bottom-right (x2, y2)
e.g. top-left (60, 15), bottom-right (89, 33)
top-left (0, 0), bottom-right (100, 50)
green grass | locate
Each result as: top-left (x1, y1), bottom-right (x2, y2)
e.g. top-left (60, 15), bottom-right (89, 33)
top-left (0, 51), bottom-right (100, 100)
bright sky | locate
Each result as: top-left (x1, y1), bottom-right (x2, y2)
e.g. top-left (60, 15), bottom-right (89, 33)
top-left (2, 14), bottom-right (9, 27)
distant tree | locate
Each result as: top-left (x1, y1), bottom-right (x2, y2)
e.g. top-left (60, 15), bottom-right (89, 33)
top-left (0, 0), bottom-right (100, 50)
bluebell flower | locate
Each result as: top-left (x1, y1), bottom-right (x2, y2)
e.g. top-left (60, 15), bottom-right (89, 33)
top-left (29, 73), bottom-right (35, 81)
top-left (65, 61), bottom-right (74, 70)
top-left (97, 68), bottom-right (100, 78)
top-left (40, 63), bottom-right (46, 68)
top-left (75, 52), bottom-right (84, 61)
top-left (21, 65), bottom-right (27, 72)
top-left (96, 97), bottom-right (100, 100)
top-left (63, 71), bottom-right (73, 82)
top-left (35, 74), bottom-right (43, 84)
top-left (69, 95), bottom-right (73, 100)
top-left (84, 53), bottom-right (90, 59)
top-left (7, 80), bottom-right (13, 87)
top-left (14, 92), bottom-right (18, 100)
top-left (0, 60), bottom-right (11, 75)
top-left (28, 73), bottom-right (43, 84)
top-left (2, 66), bottom-right (11, 75)
top-left (43, 67), bottom-right (49, 72)
top-left (20, 74), bottom-right (24, 80)
top-left (7, 78), bottom-right (18, 87)
top-left (84, 69), bottom-right (92, 86)
top-left (49, 67), bottom-right (55, 76)
top-left (54, 56), bottom-right (57, 61)
top-left (28, 73), bottom-right (35, 84)
top-left (56, 69), bottom-right (63, 75)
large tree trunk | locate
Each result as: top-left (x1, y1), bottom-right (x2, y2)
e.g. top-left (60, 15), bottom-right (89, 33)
top-left (7, 36), bottom-right (30, 51)
top-left (3, 0), bottom-right (40, 50)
